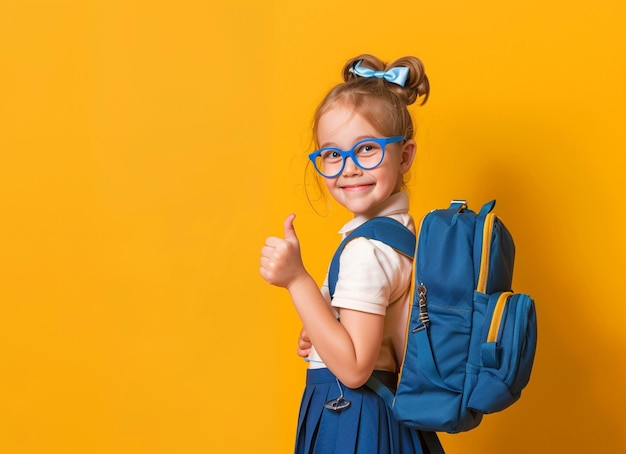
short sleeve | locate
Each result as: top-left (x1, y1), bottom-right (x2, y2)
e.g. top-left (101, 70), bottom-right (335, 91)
top-left (331, 237), bottom-right (411, 315)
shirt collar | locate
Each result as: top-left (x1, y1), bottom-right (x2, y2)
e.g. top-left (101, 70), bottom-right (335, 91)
top-left (338, 192), bottom-right (410, 235)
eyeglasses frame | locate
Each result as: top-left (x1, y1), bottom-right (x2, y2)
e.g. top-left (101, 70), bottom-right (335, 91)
top-left (308, 136), bottom-right (406, 179)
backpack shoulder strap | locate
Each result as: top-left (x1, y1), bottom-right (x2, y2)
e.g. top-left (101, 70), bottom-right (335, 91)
top-left (328, 217), bottom-right (416, 297)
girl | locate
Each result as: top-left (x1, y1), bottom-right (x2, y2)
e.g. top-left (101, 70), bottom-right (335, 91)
top-left (260, 54), bottom-right (443, 454)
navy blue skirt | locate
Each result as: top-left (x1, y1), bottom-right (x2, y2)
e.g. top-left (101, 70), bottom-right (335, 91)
top-left (295, 368), bottom-right (442, 454)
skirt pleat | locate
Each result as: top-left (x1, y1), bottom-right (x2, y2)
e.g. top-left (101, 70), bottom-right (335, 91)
top-left (334, 384), bottom-right (362, 453)
top-left (294, 368), bottom-right (443, 454)
top-left (355, 385), bottom-right (384, 453)
top-left (296, 379), bottom-right (334, 454)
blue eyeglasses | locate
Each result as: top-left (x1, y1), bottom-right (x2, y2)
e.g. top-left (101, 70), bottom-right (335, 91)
top-left (308, 136), bottom-right (405, 178)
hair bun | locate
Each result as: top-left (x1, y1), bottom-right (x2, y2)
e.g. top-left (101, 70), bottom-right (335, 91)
top-left (342, 54), bottom-right (386, 82)
top-left (341, 54), bottom-right (429, 106)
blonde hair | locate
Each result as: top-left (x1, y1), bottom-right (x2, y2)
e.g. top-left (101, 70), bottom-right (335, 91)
top-left (313, 54), bottom-right (429, 146)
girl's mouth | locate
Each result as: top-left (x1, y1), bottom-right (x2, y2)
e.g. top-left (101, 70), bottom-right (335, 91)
top-left (341, 183), bottom-right (374, 191)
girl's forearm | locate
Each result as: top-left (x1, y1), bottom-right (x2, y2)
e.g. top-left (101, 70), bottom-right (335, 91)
top-left (287, 274), bottom-right (378, 388)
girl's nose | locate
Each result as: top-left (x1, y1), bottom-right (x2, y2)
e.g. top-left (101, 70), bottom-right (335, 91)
top-left (342, 157), bottom-right (362, 176)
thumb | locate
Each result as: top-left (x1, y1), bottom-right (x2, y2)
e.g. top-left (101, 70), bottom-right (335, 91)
top-left (283, 214), bottom-right (298, 242)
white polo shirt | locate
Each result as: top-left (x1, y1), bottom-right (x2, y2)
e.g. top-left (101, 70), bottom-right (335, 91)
top-left (307, 192), bottom-right (415, 373)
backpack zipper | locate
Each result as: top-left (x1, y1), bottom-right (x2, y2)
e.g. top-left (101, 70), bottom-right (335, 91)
top-left (487, 291), bottom-right (513, 343)
top-left (476, 212), bottom-right (496, 293)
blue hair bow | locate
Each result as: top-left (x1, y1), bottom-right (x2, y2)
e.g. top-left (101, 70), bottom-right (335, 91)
top-left (349, 61), bottom-right (409, 87)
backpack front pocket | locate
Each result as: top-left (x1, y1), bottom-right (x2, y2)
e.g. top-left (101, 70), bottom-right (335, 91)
top-left (468, 292), bottom-right (538, 414)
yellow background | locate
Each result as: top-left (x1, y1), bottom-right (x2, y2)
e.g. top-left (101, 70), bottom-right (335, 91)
top-left (1, 1), bottom-right (625, 453)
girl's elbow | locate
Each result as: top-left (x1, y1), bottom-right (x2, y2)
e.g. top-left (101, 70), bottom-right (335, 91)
top-left (339, 370), bottom-right (372, 389)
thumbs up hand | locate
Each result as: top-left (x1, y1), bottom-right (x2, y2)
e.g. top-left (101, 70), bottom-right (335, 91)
top-left (260, 214), bottom-right (307, 289)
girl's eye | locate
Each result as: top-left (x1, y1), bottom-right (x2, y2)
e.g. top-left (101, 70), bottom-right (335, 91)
top-left (356, 143), bottom-right (379, 155)
top-left (321, 150), bottom-right (342, 162)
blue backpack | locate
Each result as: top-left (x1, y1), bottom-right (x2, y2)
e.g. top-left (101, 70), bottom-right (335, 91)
top-left (328, 200), bottom-right (537, 434)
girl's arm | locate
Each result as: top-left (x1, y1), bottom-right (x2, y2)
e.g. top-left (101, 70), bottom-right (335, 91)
top-left (260, 214), bottom-right (384, 388)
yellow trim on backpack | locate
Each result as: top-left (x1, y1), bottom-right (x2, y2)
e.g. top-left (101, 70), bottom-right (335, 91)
top-left (487, 292), bottom-right (513, 342)
top-left (476, 212), bottom-right (496, 293)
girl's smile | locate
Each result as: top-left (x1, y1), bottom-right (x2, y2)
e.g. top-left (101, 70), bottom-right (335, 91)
top-left (340, 184), bottom-right (374, 190)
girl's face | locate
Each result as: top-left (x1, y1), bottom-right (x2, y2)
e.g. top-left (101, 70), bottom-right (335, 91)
top-left (316, 104), bottom-right (416, 217)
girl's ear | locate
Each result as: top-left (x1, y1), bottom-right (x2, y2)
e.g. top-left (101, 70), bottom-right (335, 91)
top-left (399, 139), bottom-right (417, 174)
